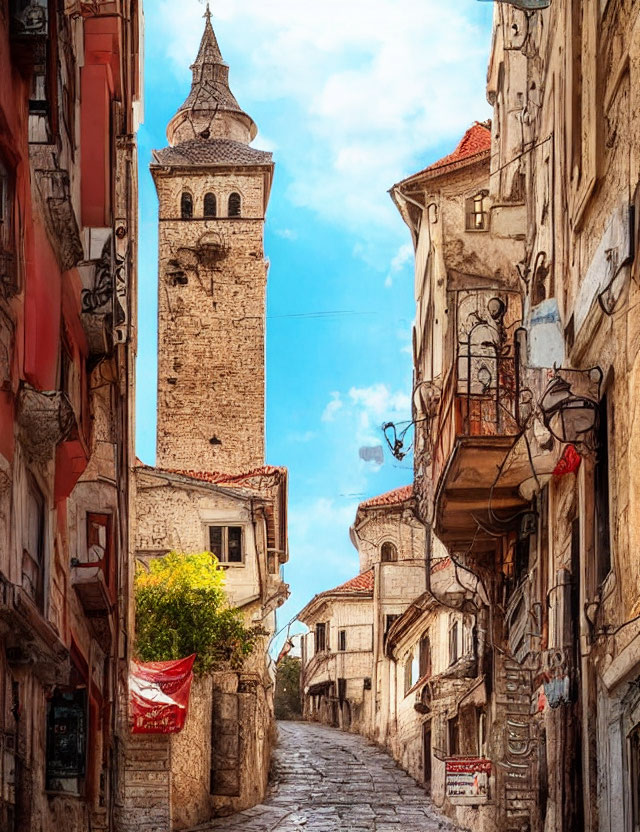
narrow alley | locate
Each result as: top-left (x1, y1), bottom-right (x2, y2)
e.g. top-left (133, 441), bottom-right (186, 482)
top-left (190, 721), bottom-right (457, 832)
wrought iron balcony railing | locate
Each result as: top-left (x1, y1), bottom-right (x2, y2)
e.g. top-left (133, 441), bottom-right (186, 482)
top-left (431, 288), bottom-right (522, 487)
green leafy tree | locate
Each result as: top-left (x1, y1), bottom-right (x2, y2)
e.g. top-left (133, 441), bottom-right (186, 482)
top-left (135, 551), bottom-right (264, 675)
top-left (274, 656), bottom-right (301, 720)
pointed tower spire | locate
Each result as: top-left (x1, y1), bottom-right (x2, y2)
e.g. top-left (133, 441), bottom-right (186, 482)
top-left (166, 5), bottom-right (257, 146)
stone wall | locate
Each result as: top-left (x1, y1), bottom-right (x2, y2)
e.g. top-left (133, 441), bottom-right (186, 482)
top-left (117, 734), bottom-right (172, 832)
top-left (153, 168), bottom-right (270, 476)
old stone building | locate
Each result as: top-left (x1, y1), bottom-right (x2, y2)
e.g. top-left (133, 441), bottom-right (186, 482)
top-left (299, 486), bottom-right (427, 736)
top-left (383, 559), bottom-right (486, 831)
top-left (388, 2), bottom-right (640, 831)
top-left (0, 2), bottom-right (142, 831)
top-left (120, 8), bottom-right (289, 831)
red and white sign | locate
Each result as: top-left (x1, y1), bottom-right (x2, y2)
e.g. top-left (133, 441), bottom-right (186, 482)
top-left (446, 757), bottom-right (491, 800)
top-left (129, 655), bottom-right (196, 734)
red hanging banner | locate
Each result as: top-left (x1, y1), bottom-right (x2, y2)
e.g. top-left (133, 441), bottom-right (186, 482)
top-left (129, 654), bottom-right (196, 734)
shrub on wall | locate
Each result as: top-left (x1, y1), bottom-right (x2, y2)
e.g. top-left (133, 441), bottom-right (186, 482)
top-left (135, 551), bottom-right (264, 675)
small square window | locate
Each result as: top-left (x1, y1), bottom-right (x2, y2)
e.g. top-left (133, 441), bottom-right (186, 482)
top-left (207, 525), bottom-right (244, 564)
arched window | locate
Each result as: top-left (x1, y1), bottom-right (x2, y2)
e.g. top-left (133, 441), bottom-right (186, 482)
top-left (203, 192), bottom-right (217, 218)
top-left (228, 192), bottom-right (241, 217)
top-left (381, 542), bottom-right (397, 563)
top-left (180, 192), bottom-right (193, 219)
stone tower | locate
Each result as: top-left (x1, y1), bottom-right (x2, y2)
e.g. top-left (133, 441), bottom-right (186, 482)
top-left (151, 5), bottom-right (273, 475)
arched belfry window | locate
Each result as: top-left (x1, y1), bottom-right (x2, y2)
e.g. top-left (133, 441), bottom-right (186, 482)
top-left (228, 192), bottom-right (241, 218)
top-left (204, 192), bottom-right (217, 218)
top-left (180, 192), bottom-right (193, 219)
top-left (381, 542), bottom-right (397, 563)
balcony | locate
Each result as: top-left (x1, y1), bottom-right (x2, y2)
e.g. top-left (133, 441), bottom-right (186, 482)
top-left (71, 514), bottom-right (115, 616)
top-left (430, 289), bottom-right (528, 550)
top-left (0, 574), bottom-right (70, 685)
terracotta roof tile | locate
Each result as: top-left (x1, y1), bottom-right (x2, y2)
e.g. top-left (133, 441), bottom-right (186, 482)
top-left (425, 122), bottom-right (491, 173)
top-left (358, 485), bottom-right (413, 510)
top-left (137, 462), bottom-right (286, 488)
top-left (330, 569), bottom-right (375, 594)
top-left (152, 139), bottom-right (272, 168)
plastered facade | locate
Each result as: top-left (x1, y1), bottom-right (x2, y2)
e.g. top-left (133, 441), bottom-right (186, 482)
top-left (0, 4), bottom-right (142, 832)
top-left (388, 4), bottom-right (640, 832)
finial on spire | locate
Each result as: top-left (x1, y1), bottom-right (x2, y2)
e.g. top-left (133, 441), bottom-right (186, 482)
top-left (203, 2), bottom-right (212, 23)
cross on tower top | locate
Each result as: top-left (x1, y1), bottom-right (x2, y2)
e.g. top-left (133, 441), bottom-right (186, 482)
top-left (203, 3), bottom-right (212, 23)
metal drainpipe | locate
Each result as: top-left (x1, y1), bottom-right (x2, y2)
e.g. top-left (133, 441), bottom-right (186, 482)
top-left (372, 560), bottom-right (381, 738)
top-left (250, 499), bottom-right (265, 604)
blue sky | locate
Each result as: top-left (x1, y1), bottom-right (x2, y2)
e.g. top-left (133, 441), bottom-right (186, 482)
top-left (136, 0), bottom-right (494, 647)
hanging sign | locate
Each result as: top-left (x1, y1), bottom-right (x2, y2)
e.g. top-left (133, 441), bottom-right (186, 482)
top-left (130, 655), bottom-right (196, 734)
top-left (446, 757), bottom-right (492, 801)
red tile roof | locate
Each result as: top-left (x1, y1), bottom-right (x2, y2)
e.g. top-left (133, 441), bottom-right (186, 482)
top-left (137, 462), bottom-right (286, 487)
top-left (425, 121), bottom-right (491, 173)
top-left (358, 485), bottom-right (413, 510)
top-left (331, 569), bottom-right (375, 594)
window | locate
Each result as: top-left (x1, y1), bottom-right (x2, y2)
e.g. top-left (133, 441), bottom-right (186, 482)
top-left (449, 618), bottom-right (460, 666)
top-left (46, 688), bottom-right (87, 793)
top-left (419, 633), bottom-right (431, 679)
top-left (180, 192), bottom-right (193, 219)
top-left (381, 541), bottom-right (397, 562)
top-left (448, 717), bottom-right (459, 756)
top-left (228, 192), bottom-right (241, 217)
top-left (384, 614), bottom-right (399, 638)
top-left (404, 655), bottom-right (413, 696)
top-left (23, 478), bottom-right (45, 610)
top-left (465, 191), bottom-right (488, 231)
top-left (203, 192), bottom-right (217, 218)
top-left (338, 629), bottom-right (346, 652)
top-left (595, 393), bottom-right (611, 585)
top-left (208, 525), bottom-right (243, 564)
top-left (86, 513), bottom-right (114, 594)
top-left (477, 708), bottom-right (487, 757)
top-left (315, 622), bottom-right (326, 654)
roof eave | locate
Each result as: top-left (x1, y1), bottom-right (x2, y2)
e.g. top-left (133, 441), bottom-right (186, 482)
top-left (392, 149), bottom-right (491, 193)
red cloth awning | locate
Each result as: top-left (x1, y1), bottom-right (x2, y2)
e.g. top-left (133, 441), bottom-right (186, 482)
top-left (130, 655), bottom-right (196, 734)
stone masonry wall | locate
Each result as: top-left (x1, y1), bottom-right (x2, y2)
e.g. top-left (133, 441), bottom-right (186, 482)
top-left (117, 733), bottom-right (172, 832)
top-left (153, 168), bottom-right (269, 475)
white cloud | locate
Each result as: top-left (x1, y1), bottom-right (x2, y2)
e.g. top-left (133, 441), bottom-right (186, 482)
top-left (274, 228), bottom-right (299, 241)
top-left (385, 242), bottom-right (413, 287)
top-left (287, 429), bottom-right (316, 443)
top-left (320, 382), bottom-right (410, 452)
top-left (321, 392), bottom-right (343, 422)
top-left (154, 0), bottom-right (492, 261)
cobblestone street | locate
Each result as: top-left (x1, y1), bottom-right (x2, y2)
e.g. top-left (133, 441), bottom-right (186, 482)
top-left (191, 721), bottom-right (459, 831)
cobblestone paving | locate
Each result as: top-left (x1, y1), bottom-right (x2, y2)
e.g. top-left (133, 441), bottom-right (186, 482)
top-left (191, 720), bottom-right (460, 831)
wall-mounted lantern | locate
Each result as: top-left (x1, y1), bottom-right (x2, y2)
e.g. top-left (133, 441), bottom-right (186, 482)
top-left (539, 368), bottom-right (602, 450)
